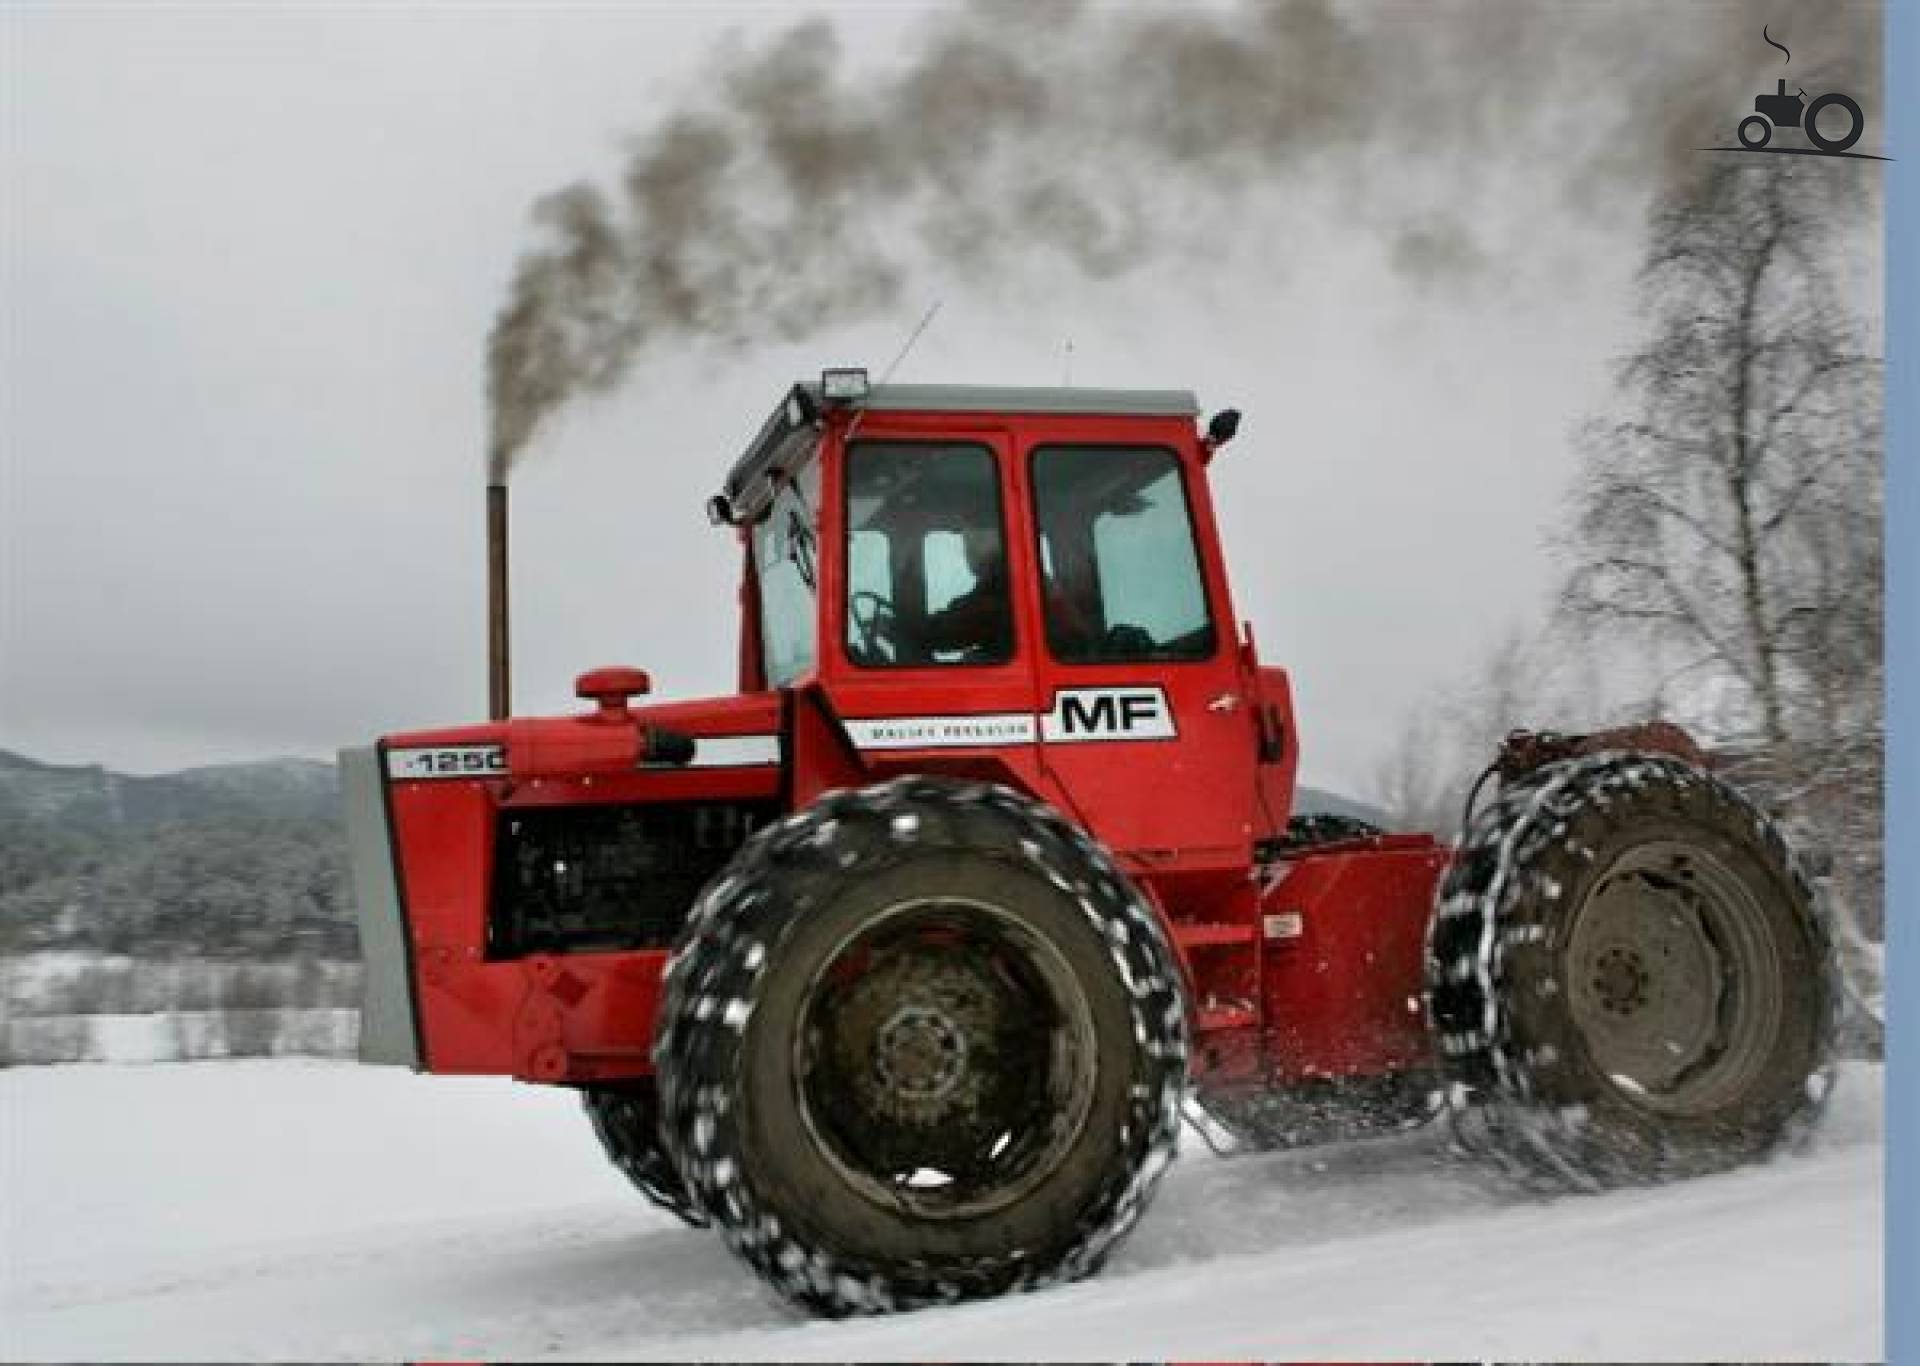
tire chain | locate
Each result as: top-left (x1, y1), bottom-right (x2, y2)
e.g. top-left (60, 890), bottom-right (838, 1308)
top-left (1423, 751), bottom-right (1839, 1193)
top-left (653, 773), bottom-right (1189, 1316)
top-left (581, 1085), bottom-right (708, 1227)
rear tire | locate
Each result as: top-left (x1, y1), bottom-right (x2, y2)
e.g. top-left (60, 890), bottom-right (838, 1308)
top-left (1425, 752), bottom-right (1836, 1190)
top-left (654, 775), bottom-right (1188, 1315)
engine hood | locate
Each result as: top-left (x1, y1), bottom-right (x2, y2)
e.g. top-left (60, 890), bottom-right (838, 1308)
top-left (382, 689), bottom-right (784, 783)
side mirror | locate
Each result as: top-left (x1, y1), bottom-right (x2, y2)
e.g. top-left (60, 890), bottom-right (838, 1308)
top-left (1202, 408), bottom-right (1242, 462)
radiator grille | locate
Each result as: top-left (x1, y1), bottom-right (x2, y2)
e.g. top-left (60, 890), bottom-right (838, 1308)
top-left (489, 801), bottom-right (774, 956)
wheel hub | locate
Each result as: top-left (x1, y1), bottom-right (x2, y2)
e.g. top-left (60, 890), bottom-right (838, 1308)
top-left (874, 1004), bottom-right (969, 1102)
top-left (1591, 945), bottom-right (1652, 1015)
top-left (825, 939), bottom-right (1010, 1134)
top-left (794, 897), bottom-right (1097, 1220)
top-left (1565, 840), bottom-right (1783, 1115)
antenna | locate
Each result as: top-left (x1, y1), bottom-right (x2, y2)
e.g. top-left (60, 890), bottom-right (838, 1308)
top-left (878, 300), bottom-right (942, 387)
top-left (846, 300), bottom-right (941, 442)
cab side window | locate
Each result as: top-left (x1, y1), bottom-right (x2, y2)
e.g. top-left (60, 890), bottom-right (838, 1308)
top-left (844, 442), bottom-right (1013, 668)
top-left (1032, 446), bottom-right (1215, 663)
top-left (751, 457), bottom-right (821, 688)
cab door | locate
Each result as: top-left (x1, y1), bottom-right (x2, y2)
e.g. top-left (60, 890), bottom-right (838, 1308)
top-left (1026, 437), bottom-right (1258, 870)
top-left (816, 424), bottom-right (1049, 794)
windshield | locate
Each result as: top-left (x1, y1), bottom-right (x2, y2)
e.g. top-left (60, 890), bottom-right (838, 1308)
top-left (751, 455), bottom-right (821, 688)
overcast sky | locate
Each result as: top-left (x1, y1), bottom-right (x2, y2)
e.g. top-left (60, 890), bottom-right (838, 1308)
top-left (0, 1), bottom-right (1882, 796)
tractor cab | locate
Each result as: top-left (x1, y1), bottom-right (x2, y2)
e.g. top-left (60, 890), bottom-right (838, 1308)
top-left (716, 374), bottom-right (1291, 866)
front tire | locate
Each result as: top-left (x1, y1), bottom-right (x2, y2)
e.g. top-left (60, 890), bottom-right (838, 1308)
top-left (581, 1082), bottom-right (706, 1227)
top-left (654, 776), bottom-right (1188, 1315)
top-left (1425, 752), bottom-right (1836, 1190)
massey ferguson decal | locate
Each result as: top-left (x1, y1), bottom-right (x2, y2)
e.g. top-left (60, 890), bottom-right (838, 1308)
top-left (843, 713), bottom-right (1037, 750)
top-left (845, 687), bottom-right (1177, 751)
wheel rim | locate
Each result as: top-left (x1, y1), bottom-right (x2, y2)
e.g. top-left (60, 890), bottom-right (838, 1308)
top-left (793, 896), bottom-right (1098, 1220)
top-left (1738, 115), bottom-right (1772, 149)
top-left (1564, 840), bottom-right (1784, 1116)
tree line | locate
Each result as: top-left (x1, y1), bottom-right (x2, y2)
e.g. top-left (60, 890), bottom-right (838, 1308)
top-left (0, 805), bottom-right (355, 960)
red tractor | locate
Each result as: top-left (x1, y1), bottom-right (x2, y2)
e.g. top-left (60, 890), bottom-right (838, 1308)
top-left (341, 374), bottom-right (1836, 1315)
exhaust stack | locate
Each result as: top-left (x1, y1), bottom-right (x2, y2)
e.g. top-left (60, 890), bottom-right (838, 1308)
top-left (487, 482), bottom-right (510, 721)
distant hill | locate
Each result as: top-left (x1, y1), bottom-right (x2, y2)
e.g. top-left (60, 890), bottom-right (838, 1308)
top-left (0, 749), bottom-right (339, 832)
top-left (0, 751), bottom-right (352, 959)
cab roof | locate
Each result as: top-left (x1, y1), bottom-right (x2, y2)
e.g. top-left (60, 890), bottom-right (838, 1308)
top-left (723, 382), bottom-right (1201, 521)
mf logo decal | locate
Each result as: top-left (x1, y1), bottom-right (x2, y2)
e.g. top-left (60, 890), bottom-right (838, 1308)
top-left (1042, 687), bottom-right (1177, 743)
top-left (386, 744), bottom-right (508, 781)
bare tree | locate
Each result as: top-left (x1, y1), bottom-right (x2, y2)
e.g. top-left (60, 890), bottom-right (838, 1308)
top-left (1562, 160), bottom-right (1881, 752)
top-left (1370, 710), bottom-right (1459, 837)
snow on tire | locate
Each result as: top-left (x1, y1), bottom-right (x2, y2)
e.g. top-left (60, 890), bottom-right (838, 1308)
top-left (1425, 751), bottom-right (1838, 1191)
top-left (653, 774), bottom-right (1188, 1316)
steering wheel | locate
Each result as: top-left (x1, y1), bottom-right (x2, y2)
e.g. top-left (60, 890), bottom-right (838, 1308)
top-left (1101, 623), bottom-right (1158, 659)
top-left (850, 590), bottom-right (898, 662)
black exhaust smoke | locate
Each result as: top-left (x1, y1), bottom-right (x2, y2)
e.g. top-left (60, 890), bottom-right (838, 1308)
top-left (480, 2), bottom-right (1879, 482)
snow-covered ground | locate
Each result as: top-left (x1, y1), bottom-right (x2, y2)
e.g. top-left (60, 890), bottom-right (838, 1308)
top-left (1, 1059), bottom-right (1883, 1361)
